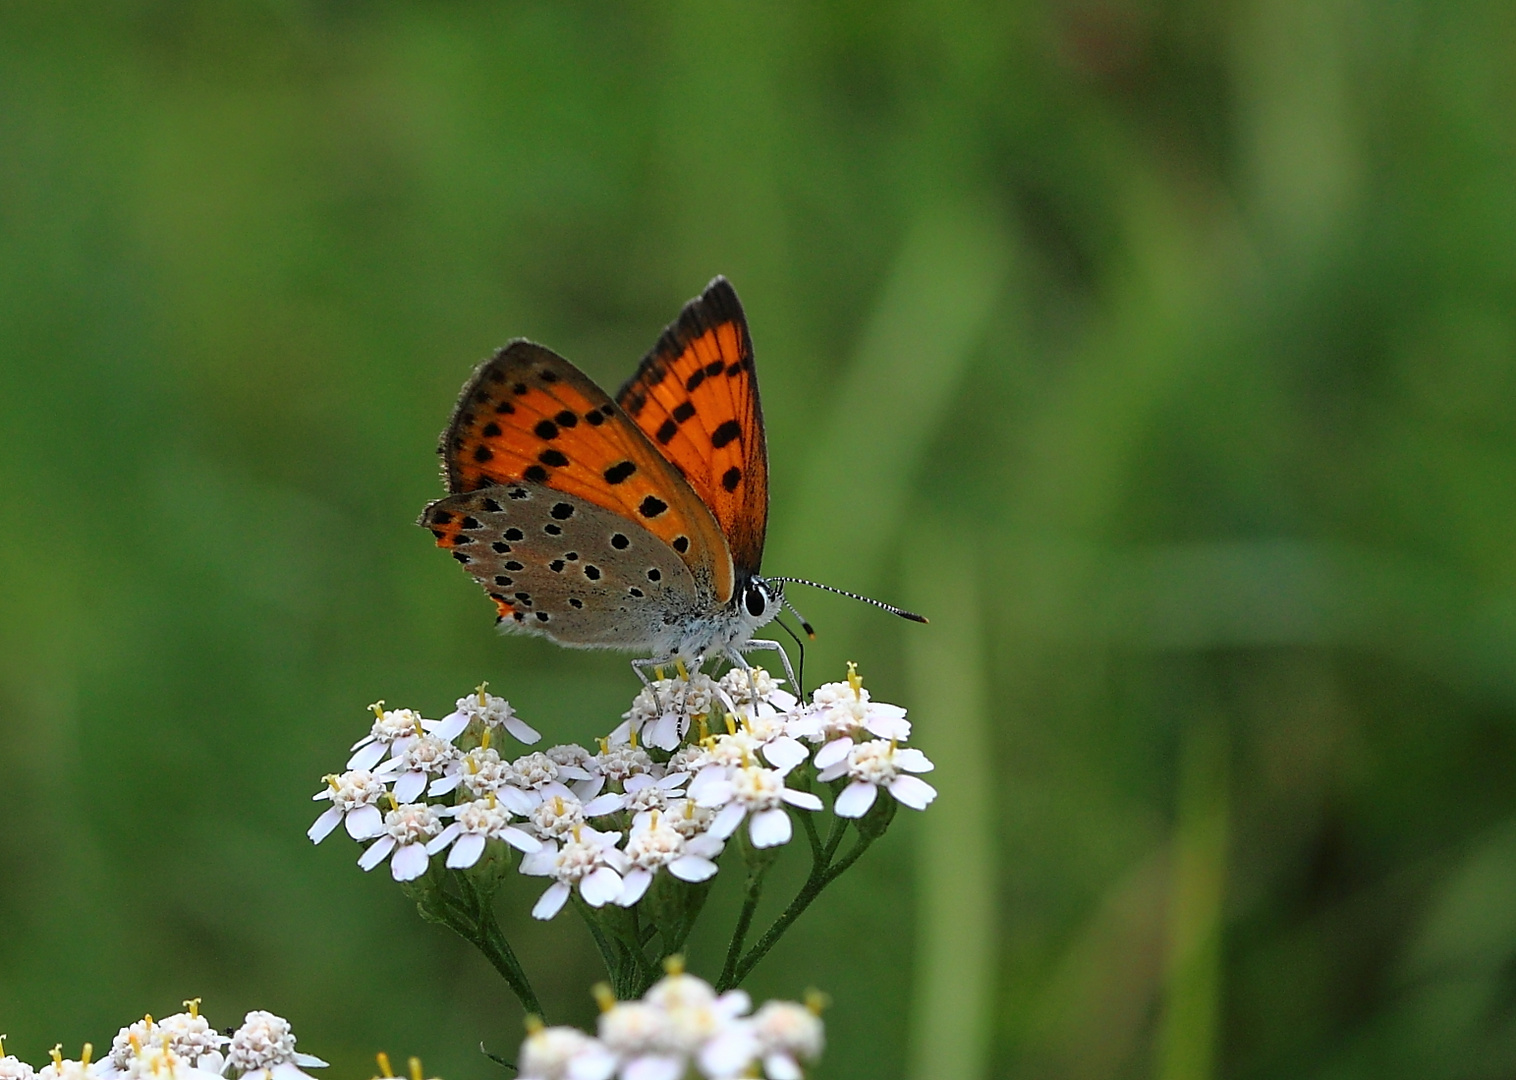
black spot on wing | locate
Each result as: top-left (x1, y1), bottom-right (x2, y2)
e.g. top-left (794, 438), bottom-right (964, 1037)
top-left (639, 495), bottom-right (668, 518)
top-left (711, 420), bottom-right (741, 448)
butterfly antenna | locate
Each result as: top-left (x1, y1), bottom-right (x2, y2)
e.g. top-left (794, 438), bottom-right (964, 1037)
top-left (781, 595), bottom-right (818, 640)
top-left (769, 577), bottom-right (928, 624)
top-left (774, 616), bottom-right (808, 693)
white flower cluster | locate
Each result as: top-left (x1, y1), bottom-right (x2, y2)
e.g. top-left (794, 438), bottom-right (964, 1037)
top-left (2, 1003), bottom-right (326, 1080)
top-left (313, 666), bottom-right (936, 918)
top-left (520, 965), bottom-right (823, 1080)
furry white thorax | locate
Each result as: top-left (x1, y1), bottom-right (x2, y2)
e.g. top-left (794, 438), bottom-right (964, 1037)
top-left (662, 576), bottom-right (782, 662)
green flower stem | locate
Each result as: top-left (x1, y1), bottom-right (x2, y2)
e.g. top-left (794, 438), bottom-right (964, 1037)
top-left (658, 878), bottom-right (713, 959)
top-left (576, 896), bottom-right (659, 999)
top-left (720, 827), bottom-right (878, 990)
top-left (575, 898), bottom-right (634, 996)
top-left (718, 846), bottom-right (776, 989)
top-left (406, 870), bottom-right (544, 1018)
top-left (716, 801), bottom-right (895, 992)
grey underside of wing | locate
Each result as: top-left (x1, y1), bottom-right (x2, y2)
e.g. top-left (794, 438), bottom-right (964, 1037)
top-left (426, 482), bottom-right (709, 650)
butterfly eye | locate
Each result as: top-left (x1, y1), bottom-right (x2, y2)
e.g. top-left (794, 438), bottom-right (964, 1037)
top-left (745, 584), bottom-right (767, 619)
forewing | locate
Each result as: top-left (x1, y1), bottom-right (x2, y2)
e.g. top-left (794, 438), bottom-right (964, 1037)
top-left (439, 341), bottom-right (734, 603)
top-left (616, 277), bottom-right (769, 575)
top-left (422, 483), bottom-right (704, 649)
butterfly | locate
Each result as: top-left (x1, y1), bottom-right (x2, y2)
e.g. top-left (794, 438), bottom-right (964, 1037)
top-left (420, 276), bottom-right (922, 685)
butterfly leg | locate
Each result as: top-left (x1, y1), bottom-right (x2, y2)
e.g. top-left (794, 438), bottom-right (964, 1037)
top-left (630, 655), bottom-right (704, 715)
top-left (730, 639), bottom-right (801, 701)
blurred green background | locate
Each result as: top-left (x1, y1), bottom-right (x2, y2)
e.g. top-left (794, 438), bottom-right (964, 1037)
top-left (3, 2), bottom-right (1515, 1078)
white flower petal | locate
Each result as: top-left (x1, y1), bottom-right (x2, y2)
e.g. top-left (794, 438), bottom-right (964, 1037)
top-left (505, 716), bottom-right (542, 744)
top-left (687, 765), bottom-right (730, 803)
top-left (694, 780), bottom-right (735, 809)
top-left (699, 1026), bottom-right (759, 1078)
top-left (668, 854), bottom-right (718, 882)
top-left (833, 780), bottom-right (879, 818)
top-left (520, 843), bottom-right (559, 876)
top-left (862, 703), bottom-right (910, 740)
top-left (762, 737), bottom-right (809, 772)
top-left (426, 821), bottom-right (463, 855)
top-left (579, 866), bottom-right (624, 908)
top-left (816, 760), bottom-right (848, 783)
top-left (500, 826), bottom-right (543, 853)
top-left (447, 833), bottom-right (487, 869)
top-left (357, 835), bottom-right (395, 871)
top-left (308, 806), bottom-right (343, 844)
top-left (889, 774), bottom-right (938, 810)
top-left (892, 747), bottom-right (935, 773)
top-left (427, 774), bottom-right (461, 796)
top-left (581, 793), bottom-right (625, 817)
top-left (709, 802), bottom-right (747, 840)
top-left (623, 1057), bottom-right (683, 1080)
top-left (532, 881), bottom-right (571, 920)
top-left (780, 788), bottom-right (823, 811)
top-left (685, 832), bottom-right (726, 859)
top-left (572, 775), bottom-right (607, 802)
top-left (716, 988), bottom-right (752, 1018)
top-left (392, 771), bottom-right (427, 804)
top-left (293, 1054), bottom-right (328, 1069)
top-left (497, 786), bottom-right (537, 816)
top-left (764, 1051), bottom-right (803, 1080)
top-left (648, 712), bottom-right (681, 751)
top-left (617, 868), bottom-right (653, 906)
top-left (433, 709), bottom-right (469, 742)
top-left (566, 1046), bottom-right (617, 1080)
top-left (346, 741), bottom-right (387, 772)
top-left (391, 842), bottom-right (431, 881)
top-left (271, 1064), bottom-right (317, 1080)
top-left (344, 803), bottom-right (383, 839)
top-left (812, 737), bottom-right (853, 770)
top-left (749, 808), bottom-right (792, 848)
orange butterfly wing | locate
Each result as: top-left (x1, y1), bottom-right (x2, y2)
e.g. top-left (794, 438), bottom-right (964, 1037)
top-left (616, 277), bottom-right (769, 576)
top-left (438, 341), bottom-right (735, 604)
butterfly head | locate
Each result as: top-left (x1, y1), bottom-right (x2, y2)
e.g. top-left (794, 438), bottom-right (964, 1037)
top-left (739, 575), bottom-right (782, 632)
